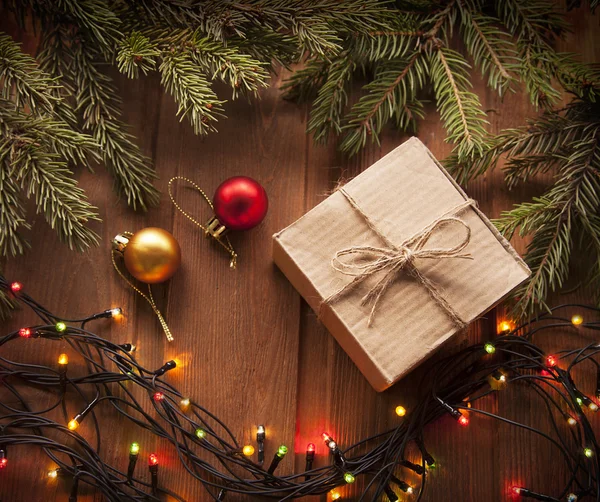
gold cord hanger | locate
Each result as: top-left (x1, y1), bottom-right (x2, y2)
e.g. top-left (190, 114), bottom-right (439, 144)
top-left (111, 233), bottom-right (174, 342)
top-left (168, 176), bottom-right (238, 268)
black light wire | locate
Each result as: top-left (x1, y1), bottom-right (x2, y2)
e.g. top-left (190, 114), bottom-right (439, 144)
top-left (0, 275), bottom-right (599, 501)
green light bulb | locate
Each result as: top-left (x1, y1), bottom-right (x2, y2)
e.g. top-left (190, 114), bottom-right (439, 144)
top-left (277, 445), bottom-right (288, 457)
top-left (577, 397), bottom-right (583, 406)
top-left (484, 343), bottom-right (495, 354)
top-left (584, 447), bottom-right (594, 458)
top-left (344, 472), bottom-right (355, 484)
top-left (56, 322), bottom-right (67, 332)
top-left (130, 442), bottom-right (140, 455)
top-left (195, 428), bottom-right (206, 439)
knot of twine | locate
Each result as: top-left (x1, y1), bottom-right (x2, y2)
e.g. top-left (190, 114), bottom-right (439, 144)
top-left (320, 189), bottom-right (476, 328)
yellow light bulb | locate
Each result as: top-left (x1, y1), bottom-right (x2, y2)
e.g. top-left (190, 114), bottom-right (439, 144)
top-left (68, 419), bottom-right (79, 431)
top-left (58, 354), bottom-right (69, 365)
top-left (567, 417), bottom-right (577, 426)
top-left (242, 445), bottom-right (255, 456)
top-left (395, 406), bottom-right (406, 417)
top-left (331, 490), bottom-right (341, 500)
top-left (498, 321), bottom-right (513, 334)
top-left (47, 469), bottom-right (58, 479)
top-left (180, 398), bottom-right (190, 410)
top-left (571, 314), bottom-right (584, 326)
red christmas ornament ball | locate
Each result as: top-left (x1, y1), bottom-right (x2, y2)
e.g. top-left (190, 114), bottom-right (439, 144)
top-left (213, 176), bottom-right (268, 231)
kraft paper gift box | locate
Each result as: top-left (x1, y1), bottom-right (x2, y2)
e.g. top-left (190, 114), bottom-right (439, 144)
top-left (273, 137), bottom-right (530, 392)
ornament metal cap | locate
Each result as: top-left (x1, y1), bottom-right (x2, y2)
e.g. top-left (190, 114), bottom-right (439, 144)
top-left (205, 216), bottom-right (229, 239)
top-left (112, 233), bottom-right (130, 254)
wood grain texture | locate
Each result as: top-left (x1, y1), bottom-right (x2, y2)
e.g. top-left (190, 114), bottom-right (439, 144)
top-left (1, 6), bottom-right (599, 502)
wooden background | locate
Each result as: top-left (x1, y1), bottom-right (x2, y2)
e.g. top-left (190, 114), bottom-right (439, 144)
top-left (1, 7), bottom-right (599, 502)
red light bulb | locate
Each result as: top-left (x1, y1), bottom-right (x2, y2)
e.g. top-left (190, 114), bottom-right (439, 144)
top-left (213, 176), bottom-right (268, 231)
top-left (10, 282), bottom-right (22, 293)
top-left (511, 486), bottom-right (521, 495)
top-left (546, 355), bottom-right (557, 367)
top-left (153, 392), bottom-right (164, 402)
top-left (322, 433), bottom-right (331, 442)
top-left (0, 458), bottom-right (6, 469)
top-left (19, 328), bottom-right (31, 338)
top-left (458, 415), bottom-right (469, 426)
top-left (307, 443), bottom-right (316, 453)
top-left (148, 453), bottom-right (159, 466)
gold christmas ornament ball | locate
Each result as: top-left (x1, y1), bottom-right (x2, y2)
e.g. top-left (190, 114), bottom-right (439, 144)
top-left (123, 228), bottom-right (181, 284)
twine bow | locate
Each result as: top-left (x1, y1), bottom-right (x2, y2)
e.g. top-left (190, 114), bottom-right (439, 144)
top-left (321, 189), bottom-right (476, 328)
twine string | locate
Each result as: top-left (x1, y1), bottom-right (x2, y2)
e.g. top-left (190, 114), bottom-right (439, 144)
top-left (321, 188), bottom-right (476, 328)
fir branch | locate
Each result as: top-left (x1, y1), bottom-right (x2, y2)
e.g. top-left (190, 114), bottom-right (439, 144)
top-left (429, 46), bottom-right (488, 161)
top-left (159, 48), bottom-right (226, 135)
top-left (306, 53), bottom-right (356, 143)
top-left (497, 134), bottom-right (600, 317)
top-left (340, 51), bottom-right (427, 155)
top-left (0, 33), bottom-right (59, 114)
top-left (37, 26), bottom-right (75, 96)
top-left (117, 32), bottom-right (160, 79)
top-left (0, 32), bottom-right (101, 257)
top-left (230, 28), bottom-right (298, 70)
top-left (194, 0), bottom-right (393, 55)
top-left (188, 33), bottom-right (270, 98)
top-left (118, 0), bottom-right (203, 28)
top-left (6, 145), bottom-right (100, 252)
top-left (491, 99), bottom-right (600, 317)
top-left (554, 53), bottom-right (600, 102)
top-left (52, 0), bottom-right (122, 54)
top-left (448, 99), bottom-right (599, 184)
top-left (494, 0), bottom-right (567, 48)
top-left (271, 0), bottom-right (394, 55)
top-left (280, 57), bottom-right (329, 102)
top-left (0, 157), bottom-right (30, 257)
top-left (496, 197), bottom-right (572, 317)
top-left (71, 40), bottom-right (159, 210)
top-left (0, 100), bottom-right (100, 169)
top-left (348, 13), bottom-right (423, 63)
top-left (423, 0), bottom-right (458, 40)
top-left (519, 44), bottom-right (562, 108)
top-left (564, 136), bottom-right (600, 229)
top-left (495, 0), bottom-right (567, 108)
top-left (457, 0), bottom-right (516, 95)
top-left (36, 26), bottom-right (80, 128)
top-left (0, 287), bottom-right (17, 320)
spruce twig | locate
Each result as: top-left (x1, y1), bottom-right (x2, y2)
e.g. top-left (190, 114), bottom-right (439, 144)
top-left (468, 98), bottom-right (600, 317)
top-left (159, 48), bottom-right (226, 135)
top-left (71, 39), bottom-right (160, 210)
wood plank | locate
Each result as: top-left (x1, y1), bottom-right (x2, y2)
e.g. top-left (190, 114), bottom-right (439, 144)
top-left (1, 5), bottom-right (599, 502)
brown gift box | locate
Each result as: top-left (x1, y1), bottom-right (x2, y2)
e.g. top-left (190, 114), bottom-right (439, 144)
top-left (273, 137), bottom-right (530, 392)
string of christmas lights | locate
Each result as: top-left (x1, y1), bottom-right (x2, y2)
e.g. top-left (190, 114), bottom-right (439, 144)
top-left (0, 275), bottom-right (599, 501)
